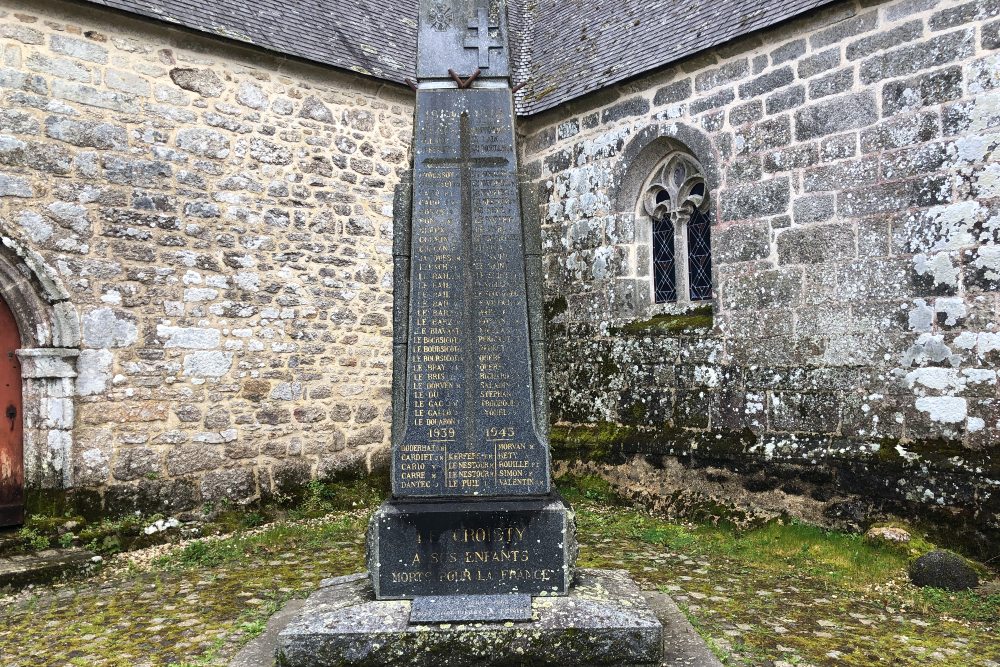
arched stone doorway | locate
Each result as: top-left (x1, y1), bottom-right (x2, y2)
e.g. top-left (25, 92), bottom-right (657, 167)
top-left (0, 236), bottom-right (80, 511)
top-left (0, 294), bottom-right (23, 527)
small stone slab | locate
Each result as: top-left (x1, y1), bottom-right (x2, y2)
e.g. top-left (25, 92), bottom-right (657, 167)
top-left (277, 569), bottom-right (663, 667)
top-left (0, 548), bottom-right (96, 590)
top-left (410, 594), bottom-right (532, 623)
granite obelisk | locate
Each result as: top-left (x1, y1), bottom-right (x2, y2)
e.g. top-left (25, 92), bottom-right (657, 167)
top-left (365, 0), bottom-right (575, 600)
top-left (272, 4), bottom-right (669, 663)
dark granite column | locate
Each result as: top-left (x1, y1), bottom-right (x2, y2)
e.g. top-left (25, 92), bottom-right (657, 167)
top-left (366, 0), bottom-right (575, 602)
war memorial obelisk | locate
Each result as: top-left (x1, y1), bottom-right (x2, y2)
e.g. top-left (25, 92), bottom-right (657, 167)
top-left (275, 1), bottom-right (666, 664)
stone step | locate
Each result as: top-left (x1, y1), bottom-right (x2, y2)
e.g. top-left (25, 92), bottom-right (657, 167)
top-left (232, 569), bottom-right (724, 667)
top-left (0, 531), bottom-right (23, 557)
top-left (0, 548), bottom-right (98, 590)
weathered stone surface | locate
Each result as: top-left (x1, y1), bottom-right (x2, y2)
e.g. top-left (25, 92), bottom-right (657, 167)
top-left (860, 30), bottom-right (975, 84)
top-left (236, 82), bottom-right (269, 109)
top-left (865, 526), bottom-right (911, 544)
top-left (883, 66), bottom-right (964, 116)
top-left (176, 128), bottom-right (231, 158)
top-left (653, 79), bottom-right (692, 106)
top-left (112, 447), bottom-right (160, 481)
top-left (765, 84), bottom-right (805, 114)
top-left (201, 467), bottom-right (255, 503)
top-left (0, 1), bottom-right (408, 515)
top-left (777, 223), bottom-right (855, 264)
top-left (695, 58), bottom-right (749, 92)
top-left (797, 48), bottom-right (840, 79)
top-left (45, 116), bottom-right (127, 150)
top-left (182, 351), bottom-right (233, 377)
top-left (795, 92), bottom-right (877, 140)
top-left (26, 52), bottom-right (93, 82)
top-left (738, 66), bottom-right (793, 99)
top-left (770, 39), bottom-right (806, 65)
top-left (169, 67), bottom-right (224, 96)
top-left (52, 81), bottom-right (139, 112)
top-left (367, 497), bottom-right (576, 598)
top-left (106, 68), bottom-right (150, 96)
top-left (0, 109), bottom-right (40, 135)
top-left (860, 112), bottom-right (938, 152)
top-left (689, 88), bottom-right (734, 115)
top-left (715, 222), bottom-right (769, 263)
top-left (277, 570), bottom-right (663, 667)
top-left (298, 95), bottom-right (333, 122)
top-left (909, 550), bottom-right (980, 591)
top-left (602, 97), bottom-right (650, 123)
top-left (728, 100), bottom-right (762, 126)
top-left (50, 34), bottom-right (108, 64)
top-left (808, 67), bottom-right (854, 99)
top-left (0, 549), bottom-right (98, 590)
top-left (792, 194), bottom-right (835, 224)
top-left (81, 307), bottom-right (137, 348)
top-left (720, 178), bottom-right (790, 220)
top-left (846, 20), bottom-right (923, 60)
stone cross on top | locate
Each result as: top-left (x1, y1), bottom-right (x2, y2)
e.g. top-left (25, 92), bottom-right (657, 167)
top-left (417, 0), bottom-right (510, 80)
top-left (464, 4), bottom-right (503, 68)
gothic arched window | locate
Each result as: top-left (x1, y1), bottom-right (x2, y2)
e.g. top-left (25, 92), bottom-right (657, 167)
top-left (641, 152), bottom-right (713, 304)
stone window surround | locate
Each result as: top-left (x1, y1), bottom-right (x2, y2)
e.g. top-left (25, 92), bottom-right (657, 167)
top-left (637, 150), bottom-right (711, 307)
top-left (0, 236), bottom-right (80, 491)
top-left (609, 122), bottom-right (722, 319)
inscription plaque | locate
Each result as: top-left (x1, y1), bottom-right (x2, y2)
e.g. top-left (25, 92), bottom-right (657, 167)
top-left (410, 594), bottom-right (532, 623)
top-left (391, 88), bottom-right (550, 498)
top-left (368, 498), bottom-right (574, 599)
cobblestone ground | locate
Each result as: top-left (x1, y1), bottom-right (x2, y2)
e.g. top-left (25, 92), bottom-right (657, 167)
top-left (0, 513), bottom-right (369, 667)
top-left (0, 488), bottom-right (996, 667)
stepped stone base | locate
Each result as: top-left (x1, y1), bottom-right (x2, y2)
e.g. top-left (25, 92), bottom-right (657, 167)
top-left (0, 548), bottom-right (98, 590)
top-left (275, 569), bottom-right (665, 667)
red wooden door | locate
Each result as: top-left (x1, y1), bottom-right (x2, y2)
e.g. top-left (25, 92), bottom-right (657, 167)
top-left (0, 296), bottom-right (22, 527)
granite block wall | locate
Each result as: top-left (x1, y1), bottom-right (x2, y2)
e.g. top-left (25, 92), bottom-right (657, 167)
top-left (520, 0), bottom-right (1000, 548)
top-left (0, 0), bottom-right (412, 515)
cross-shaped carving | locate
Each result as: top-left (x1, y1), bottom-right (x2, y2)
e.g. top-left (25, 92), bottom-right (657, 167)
top-left (464, 5), bottom-right (502, 68)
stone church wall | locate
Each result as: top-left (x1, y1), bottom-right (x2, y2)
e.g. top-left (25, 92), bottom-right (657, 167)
top-left (520, 0), bottom-right (999, 547)
top-left (0, 0), bottom-right (412, 515)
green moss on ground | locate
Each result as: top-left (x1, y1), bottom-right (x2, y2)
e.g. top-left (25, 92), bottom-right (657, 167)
top-left (0, 475), bottom-right (996, 666)
top-left (560, 475), bottom-right (999, 666)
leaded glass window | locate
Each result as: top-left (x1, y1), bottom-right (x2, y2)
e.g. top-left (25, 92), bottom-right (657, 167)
top-left (640, 152), bottom-right (712, 304)
top-left (652, 214), bottom-right (676, 303)
top-left (687, 207), bottom-right (712, 301)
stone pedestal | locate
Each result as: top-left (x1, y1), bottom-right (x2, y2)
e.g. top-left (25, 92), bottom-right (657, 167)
top-left (366, 494), bottom-right (576, 598)
top-left (276, 569), bottom-right (665, 667)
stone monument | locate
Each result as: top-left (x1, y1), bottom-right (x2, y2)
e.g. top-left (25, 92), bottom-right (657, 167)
top-left (273, 1), bottom-right (668, 664)
top-left (369, 0), bottom-right (575, 601)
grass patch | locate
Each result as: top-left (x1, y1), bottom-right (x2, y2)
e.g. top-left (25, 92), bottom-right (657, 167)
top-left (557, 475), bottom-right (996, 622)
top-left (156, 512), bottom-right (367, 571)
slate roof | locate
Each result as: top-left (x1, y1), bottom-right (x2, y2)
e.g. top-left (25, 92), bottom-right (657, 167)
top-left (85, 0), bottom-right (418, 82)
top-left (81, 0), bottom-right (837, 116)
top-left (519, 0), bottom-right (837, 115)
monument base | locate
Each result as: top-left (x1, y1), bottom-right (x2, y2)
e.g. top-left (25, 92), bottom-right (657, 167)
top-left (366, 493), bottom-right (576, 598)
top-left (276, 569), bottom-right (665, 667)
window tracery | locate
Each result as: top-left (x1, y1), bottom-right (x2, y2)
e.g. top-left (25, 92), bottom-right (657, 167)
top-left (640, 152), bottom-right (712, 304)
